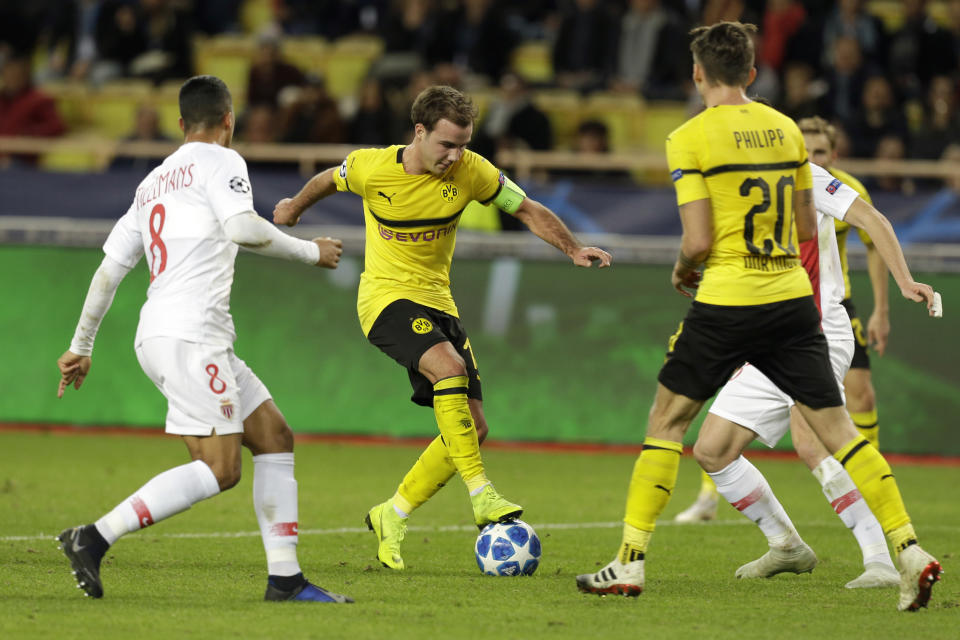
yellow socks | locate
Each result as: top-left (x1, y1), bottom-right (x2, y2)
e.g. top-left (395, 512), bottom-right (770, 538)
top-left (623, 437), bottom-right (684, 535)
top-left (432, 376), bottom-right (487, 492)
top-left (618, 522), bottom-right (651, 563)
top-left (834, 436), bottom-right (911, 537)
top-left (395, 435), bottom-right (457, 515)
top-left (850, 409), bottom-right (880, 449)
top-left (698, 469), bottom-right (718, 499)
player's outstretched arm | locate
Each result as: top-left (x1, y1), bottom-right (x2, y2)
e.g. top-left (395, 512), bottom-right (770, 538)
top-left (57, 256), bottom-right (133, 398)
top-left (513, 198), bottom-right (611, 268)
top-left (273, 166), bottom-right (338, 227)
top-left (224, 212), bottom-right (341, 268)
top-left (864, 243), bottom-right (891, 354)
top-left (844, 198), bottom-right (938, 315)
top-left (672, 198), bottom-right (712, 297)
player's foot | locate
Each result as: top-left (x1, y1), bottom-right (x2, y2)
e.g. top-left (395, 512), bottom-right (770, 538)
top-left (576, 557), bottom-right (644, 597)
top-left (735, 543), bottom-right (817, 579)
top-left (57, 525), bottom-right (108, 598)
top-left (264, 574), bottom-right (353, 603)
top-left (673, 495), bottom-right (717, 523)
top-left (364, 500), bottom-right (407, 570)
top-left (471, 484), bottom-right (523, 528)
top-left (896, 544), bottom-right (942, 611)
top-left (845, 561), bottom-right (900, 589)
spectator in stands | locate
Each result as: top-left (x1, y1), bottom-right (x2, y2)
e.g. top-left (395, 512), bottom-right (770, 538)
top-left (192, 0), bottom-right (241, 35)
top-left (777, 62), bottom-right (822, 121)
top-left (553, 119), bottom-right (632, 184)
top-left (131, 0), bottom-right (194, 82)
top-left (759, 0), bottom-right (805, 72)
top-left (240, 104), bottom-right (278, 144)
top-left (94, 0), bottom-right (146, 82)
top-left (552, 0), bottom-right (618, 92)
top-left (949, 0), bottom-right (960, 65)
top-left (822, 0), bottom-right (886, 68)
top-left (0, 55), bottom-right (66, 166)
top-left (36, 0), bottom-right (103, 82)
top-left (278, 75), bottom-right (346, 144)
top-left (868, 134), bottom-right (911, 194)
top-left (349, 77), bottom-right (393, 145)
top-left (473, 72), bottom-right (552, 160)
top-left (110, 103), bottom-right (170, 171)
top-left (611, 0), bottom-right (690, 100)
top-left (380, 0), bottom-right (432, 54)
top-left (423, 0), bottom-right (517, 83)
top-left (889, 0), bottom-right (958, 100)
top-left (846, 75), bottom-right (908, 158)
top-left (247, 32), bottom-right (305, 109)
top-left (910, 75), bottom-right (960, 160)
top-left (273, 0), bottom-right (363, 39)
top-left (819, 35), bottom-right (870, 123)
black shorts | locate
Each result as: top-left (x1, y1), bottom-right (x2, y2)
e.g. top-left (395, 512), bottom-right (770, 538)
top-left (658, 296), bottom-right (843, 409)
top-left (841, 298), bottom-right (871, 370)
top-left (367, 299), bottom-right (482, 407)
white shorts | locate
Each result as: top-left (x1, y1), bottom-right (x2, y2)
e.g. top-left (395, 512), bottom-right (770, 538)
top-left (135, 336), bottom-right (272, 436)
top-left (708, 339), bottom-right (855, 448)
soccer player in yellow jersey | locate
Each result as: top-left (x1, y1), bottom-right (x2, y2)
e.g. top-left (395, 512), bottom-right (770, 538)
top-left (676, 117), bottom-right (890, 522)
top-left (575, 22), bottom-right (941, 611)
top-left (273, 85), bottom-right (611, 571)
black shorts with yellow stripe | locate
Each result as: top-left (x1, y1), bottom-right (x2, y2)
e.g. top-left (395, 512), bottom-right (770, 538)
top-left (658, 296), bottom-right (843, 409)
top-left (840, 298), bottom-right (871, 370)
top-left (367, 299), bottom-right (482, 407)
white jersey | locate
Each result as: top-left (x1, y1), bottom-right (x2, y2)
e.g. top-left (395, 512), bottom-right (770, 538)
top-left (102, 142), bottom-right (255, 348)
top-left (810, 162), bottom-right (858, 342)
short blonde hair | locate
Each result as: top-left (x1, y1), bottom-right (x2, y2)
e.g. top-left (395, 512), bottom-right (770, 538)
top-left (796, 116), bottom-right (837, 151)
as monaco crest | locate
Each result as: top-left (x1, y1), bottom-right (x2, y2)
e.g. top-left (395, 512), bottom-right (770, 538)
top-left (220, 399), bottom-right (235, 420)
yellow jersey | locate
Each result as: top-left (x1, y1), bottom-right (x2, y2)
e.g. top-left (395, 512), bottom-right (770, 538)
top-left (333, 145), bottom-right (503, 335)
top-left (828, 166), bottom-right (873, 300)
top-left (666, 101), bottom-right (814, 306)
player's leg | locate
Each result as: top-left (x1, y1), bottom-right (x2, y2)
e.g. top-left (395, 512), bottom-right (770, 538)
top-left (418, 341), bottom-right (521, 526)
top-left (241, 395), bottom-right (352, 603)
top-left (790, 407), bottom-right (898, 588)
top-left (674, 470), bottom-right (719, 523)
top-left (58, 338), bottom-right (237, 598)
top-left (696, 373), bottom-right (815, 579)
top-left (576, 383), bottom-right (702, 596)
top-left (843, 299), bottom-right (880, 448)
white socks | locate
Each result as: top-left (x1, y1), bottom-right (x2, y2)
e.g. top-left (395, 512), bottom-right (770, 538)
top-left (94, 460), bottom-right (220, 545)
top-left (812, 456), bottom-right (894, 568)
top-left (253, 453), bottom-right (302, 577)
top-left (708, 456), bottom-right (802, 550)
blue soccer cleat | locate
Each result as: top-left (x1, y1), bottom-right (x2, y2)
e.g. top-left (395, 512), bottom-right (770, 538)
top-left (264, 576), bottom-right (354, 603)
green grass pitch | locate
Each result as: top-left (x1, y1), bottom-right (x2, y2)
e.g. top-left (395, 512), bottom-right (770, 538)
top-left (1, 430), bottom-right (957, 639)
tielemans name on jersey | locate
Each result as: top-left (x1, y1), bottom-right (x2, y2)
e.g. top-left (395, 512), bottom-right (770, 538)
top-left (733, 128), bottom-right (786, 150)
top-left (136, 163), bottom-right (196, 208)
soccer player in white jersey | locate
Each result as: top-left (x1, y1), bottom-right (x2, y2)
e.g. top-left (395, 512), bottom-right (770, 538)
top-left (692, 162), bottom-right (939, 600)
top-left (55, 75), bottom-right (352, 603)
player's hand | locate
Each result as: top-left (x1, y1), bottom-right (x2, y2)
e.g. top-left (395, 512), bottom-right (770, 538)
top-left (570, 247), bottom-right (611, 268)
top-left (57, 351), bottom-right (91, 398)
top-left (273, 198), bottom-right (302, 227)
top-left (312, 237), bottom-right (343, 269)
top-left (866, 309), bottom-right (890, 356)
top-left (671, 268), bottom-right (701, 298)
top-left (899, 281), bottom-right (936, 314)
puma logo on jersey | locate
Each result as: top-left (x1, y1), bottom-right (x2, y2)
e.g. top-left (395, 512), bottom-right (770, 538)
top-left (378, 191), bottom-right (397, 205)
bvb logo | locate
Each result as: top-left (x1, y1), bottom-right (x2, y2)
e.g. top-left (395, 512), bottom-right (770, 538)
top-left (412, 317), bottom-right (433, 334)
top-left (440, 183), bottom-right (459, 203)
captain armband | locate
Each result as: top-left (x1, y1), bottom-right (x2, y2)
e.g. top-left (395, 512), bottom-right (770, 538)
top-left (491, 173), bottom-right (526, 215)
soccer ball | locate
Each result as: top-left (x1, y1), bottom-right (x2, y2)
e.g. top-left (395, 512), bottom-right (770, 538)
top-left (475, 519), bottom-right (541, 576)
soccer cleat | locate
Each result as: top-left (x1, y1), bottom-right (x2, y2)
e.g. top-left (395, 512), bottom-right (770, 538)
top-left (735, 543), bottom-right (817, 579)
top-left (264, 578), bottom-right (353, 603)
top-left (57, 525), bottom-right (106, 599)
top-left (576, 558), bottom-right (644, 597)
top-left (364, 500), bottom-right (407, 570)
top-left (471, 484), bottom-right (523, 528)
top-left (673, 495), bottom-right (717, 523)
top-left (845, 562), bottom-right (900, 589)
top-left (896, 544), bottom-right (942, 611)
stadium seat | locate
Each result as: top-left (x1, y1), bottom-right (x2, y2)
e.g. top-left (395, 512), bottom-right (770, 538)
top-left (39, 135), bottom-right (109, 172)
top-left (531, 89), bottom-right (582, 149)
top-left (325, 35), bottom-right (385, 99)
top-left (87, 81), bottom-right (153, 139)
top-left (511, 41), bottom-right (553, 84)
top-left (582, 92), bottom-right (645, 151)
top-left (195, 34), bottom-right (256, 102)
top-left (154, 80), bottom-right (187, 140)
top-left (281, 36), bottom-right (329, 77)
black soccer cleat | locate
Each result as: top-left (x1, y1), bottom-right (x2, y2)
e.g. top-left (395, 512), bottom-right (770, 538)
top-left (57, 525), bottom-right (107, 599)
top-left (264, 574), bottom-right (354, 603)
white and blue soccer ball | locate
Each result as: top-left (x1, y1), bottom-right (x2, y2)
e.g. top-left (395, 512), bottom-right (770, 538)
top-left (475, 519), bottom-right (541, 576)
